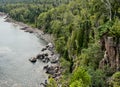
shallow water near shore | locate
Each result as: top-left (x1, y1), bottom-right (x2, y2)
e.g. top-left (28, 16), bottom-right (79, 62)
top-left (0, 16), bottom-right (48, 87)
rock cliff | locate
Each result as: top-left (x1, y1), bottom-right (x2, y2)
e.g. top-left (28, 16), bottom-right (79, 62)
top-left (99, 34), bottom-right (120, 73)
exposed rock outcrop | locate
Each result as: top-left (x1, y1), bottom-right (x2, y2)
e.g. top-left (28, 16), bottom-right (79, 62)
top-left (43, 64), bottom-right (62, 81)
top-left (29, 42), bottom-right (59, 64)
top-left (20, 27), bottom-right (34, 33)
top-left (99, 34), bottom-right (120, 72)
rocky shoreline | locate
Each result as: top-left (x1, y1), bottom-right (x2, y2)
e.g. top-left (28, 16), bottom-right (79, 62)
top-left (2, 13), bottom-right (61, 86)
top-left (0, 12), bottom-right (6, 16)
top-left (29, 43), bottom-right (62, 86)
top-left (4, 16), bottom-right (54, 43)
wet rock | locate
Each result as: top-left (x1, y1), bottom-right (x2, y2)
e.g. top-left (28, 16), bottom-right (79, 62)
top-left (48, 43), bottom-right (54, 48)
top-left (24, 29), bottom-right (34, 33)
top-left (46, 45), bottom-right (49, 48)
top-left (42, 57), bottom-right (50, 63)
top-left (45, 43), bottom-right (54, 52)
top-left (50, 59), bottom-right (59, 63)
top-left (44, 53), bottom-right (48, 56)
top-left (4, 18), bottom-right (11, 22)
top-left (20, 27), bottom-right (28, 30)
top-left (44, 65), bottom-right (62, 80)
top-left (29, 57), bottom-right (37, 63)
top-left (20, 26), bottom-right (34, 33)
top-left (50, 55), bottom-right (59, 64)
top-left (40, 80), bottom-right (47, 87)
top-left (36, 53), bottom-right (50, 63)
top-left (41, 48), bottom-right (47, 51)
top-left (43, 65), bottom-right (49, 70)
top-left (36, 53), bottom-right (45, 60)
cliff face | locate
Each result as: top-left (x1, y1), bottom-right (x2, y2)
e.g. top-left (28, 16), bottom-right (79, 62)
top-left (99, 35), bottom-right (120, 72)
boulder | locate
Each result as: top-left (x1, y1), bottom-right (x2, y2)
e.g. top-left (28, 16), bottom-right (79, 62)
top-left (29, 57), bottom-right (37, 63)
top-left (40, 80), bottom-right (47, 87)
top-left (20, 27), bottom-right (28, 30)
top-left (50, 55), bottom-right (59, 63)
top-left (36, 54), bottom-right (44, 59)
top-left (43, 65), bottom-right (49, 70)
top-left (41, 48), bottom-right (47, 51)
top-left (24, 29), bottom-right (34, 33)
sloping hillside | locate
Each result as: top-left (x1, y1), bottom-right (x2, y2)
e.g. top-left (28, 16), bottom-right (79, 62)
top-left (0, 0), bottom-right (120, 87)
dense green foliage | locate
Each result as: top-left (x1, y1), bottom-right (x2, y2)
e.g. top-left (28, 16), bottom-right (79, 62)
top-left (0, 0), bottom-right (71, 4)
top-left (110, 72), bottom-right (120, 87)
top-left (70, 67), bottom-right (91, 87)
top-left (0, 0), bottom-right (72, 26)
top-left (0, 0), bottom-right (120, 87)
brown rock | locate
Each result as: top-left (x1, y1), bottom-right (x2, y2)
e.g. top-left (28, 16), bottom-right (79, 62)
top-left (99, 35), bottom-right (120, 72)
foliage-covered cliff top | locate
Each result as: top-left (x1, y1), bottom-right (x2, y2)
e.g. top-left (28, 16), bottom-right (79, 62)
top-left (0, 0), bottom-right (120, 87)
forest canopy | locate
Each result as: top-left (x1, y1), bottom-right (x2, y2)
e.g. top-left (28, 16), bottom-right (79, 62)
top-left (0, 0), bottom-right (120, 87)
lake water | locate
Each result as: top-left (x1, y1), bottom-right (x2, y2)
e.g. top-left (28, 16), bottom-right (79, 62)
top-left (0, 16), bottom-right (48, 87)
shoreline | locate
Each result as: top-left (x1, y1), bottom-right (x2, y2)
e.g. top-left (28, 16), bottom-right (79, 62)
top-left (4, 16), bottom-right (54, 44)
top-left (1, 13), bottom-right (62, 85)
top-left (0, 12), bottom-right (6, 16)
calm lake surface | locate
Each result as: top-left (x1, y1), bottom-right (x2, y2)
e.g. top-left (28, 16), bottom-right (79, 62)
top-left (0, 16), bottom-right (48, 87)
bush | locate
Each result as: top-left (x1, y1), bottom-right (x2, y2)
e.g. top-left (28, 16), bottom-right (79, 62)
top-left (110, 72), bottom-right (120, 87)
top-left (70, 66), bottom-right (91, 87)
